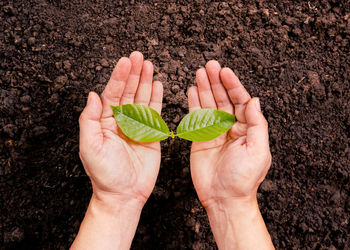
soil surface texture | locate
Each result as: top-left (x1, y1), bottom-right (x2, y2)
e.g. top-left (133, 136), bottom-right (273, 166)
top-left (1, 0), bottom-right (349, 249)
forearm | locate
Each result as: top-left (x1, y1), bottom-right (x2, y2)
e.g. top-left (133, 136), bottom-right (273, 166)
top-left (71, 193), bottom-right (143, 250)
top-left (204, 196), bottom-right (274, 250)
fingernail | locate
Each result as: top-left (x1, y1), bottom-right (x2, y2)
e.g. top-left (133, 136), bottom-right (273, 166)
top-left (255, 98), bottom-right (261, 112)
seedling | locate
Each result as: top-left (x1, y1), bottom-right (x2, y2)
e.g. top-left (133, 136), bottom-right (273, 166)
top-left (112, 104), bottom-right (235, 142)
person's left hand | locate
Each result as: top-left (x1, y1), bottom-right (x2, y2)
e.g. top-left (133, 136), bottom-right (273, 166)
top-left (188, 61), bottom-right (271, 208)
top-left (79, 51), bottom-right (163, 208)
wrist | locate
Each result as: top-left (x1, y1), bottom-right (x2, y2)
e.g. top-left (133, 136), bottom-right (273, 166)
top-left (91, 191), bottom-right (145, 216)
top-left (204, 195), bottom-right (259, 219)
top-left (203, 196), bottom-right (274, 250)
top-left (71, 191), bottom-right (144, 250)
top-left (203, 196), bottom-right (272, 250)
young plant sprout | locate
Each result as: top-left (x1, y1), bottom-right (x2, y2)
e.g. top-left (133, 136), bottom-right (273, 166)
top-left (112, 104), bottom-right (236, 142)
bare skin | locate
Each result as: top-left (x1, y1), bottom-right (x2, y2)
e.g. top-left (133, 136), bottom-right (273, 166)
top-left (72, 52), bottom-right (274, 250)
top-left (188, 61), bottom-right (274, 249)
top-left (72, 51), bottom-right (163, 250)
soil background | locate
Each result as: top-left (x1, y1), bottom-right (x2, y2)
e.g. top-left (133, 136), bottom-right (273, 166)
top-left (1, 0), bottom-right (349, 249)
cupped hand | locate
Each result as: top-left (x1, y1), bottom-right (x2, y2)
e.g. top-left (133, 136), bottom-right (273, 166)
top-left (79, 51), bottom-right (163, 206)
top-left (188, 61), bottom-right (272, 208)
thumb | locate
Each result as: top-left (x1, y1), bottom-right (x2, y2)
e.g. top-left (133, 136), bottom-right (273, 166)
top-left (245, 98), bottom-right (269, 151)
top-left (79, 92), bottom-right (103, 152)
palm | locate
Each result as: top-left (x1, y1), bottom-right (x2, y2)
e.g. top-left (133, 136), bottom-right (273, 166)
top-left (188, 61), bottom-right (271, 206)
top-left (79, 52), bottom-right (164, 203)
top-left (191, 133), bottom-right (263, 204)
top-left (89, 126), bottom-right (160, 200)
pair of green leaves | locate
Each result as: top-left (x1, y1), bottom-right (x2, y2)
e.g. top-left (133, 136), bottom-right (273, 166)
top-left (111, 104), bottom-right (235, 142)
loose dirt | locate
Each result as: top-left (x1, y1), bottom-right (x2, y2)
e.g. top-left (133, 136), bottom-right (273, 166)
top-left (1, 1), bottom-right (349, 249)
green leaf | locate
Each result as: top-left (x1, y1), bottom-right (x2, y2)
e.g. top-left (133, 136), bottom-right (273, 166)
top-left (112, 104), bottom-right (170, 142)
top-left (176, 109), bottom-right (235, 141)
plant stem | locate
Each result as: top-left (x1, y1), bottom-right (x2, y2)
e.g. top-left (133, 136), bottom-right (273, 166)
top-left (169, 131), bottom-right (177, 138)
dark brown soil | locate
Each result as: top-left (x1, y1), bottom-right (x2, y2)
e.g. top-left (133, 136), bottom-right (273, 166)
top-left (1, 0), bottom-right (349, 249)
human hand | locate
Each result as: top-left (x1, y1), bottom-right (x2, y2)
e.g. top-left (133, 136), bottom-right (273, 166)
top-left (79, 51), bottom-right (163, 208)
top-left (188, 61), bottom-right (272, 209)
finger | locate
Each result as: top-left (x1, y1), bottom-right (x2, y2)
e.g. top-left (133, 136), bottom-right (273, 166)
top-left (79, 92), bottom-right (103, 153)
top-left (120, 51), bottom-right (144, 105)
top-left (134, 60), bottom-right (154, 106)
top-left (101, 57), bottom-right (131, 118)
top-left (220, 67), bottom-right (251, 122)
top-left (196, 68), bottom-right (217, 109)
top-left (205, 60), bottom-right (233, 114)
top-left (229, 122), bottom-right (248, 140)
top-left (245, 98), bottom-right (269, 151)
top-left (149, 81), bottom-right (163, 114)
top-left (188, 86), bottom-right (201, 113)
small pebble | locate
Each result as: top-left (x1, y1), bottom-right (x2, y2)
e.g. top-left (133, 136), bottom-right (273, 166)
top-left (106, 37), bottom-right (113, 43)
top-left (63, 60), bottom-right (71, 70)
top-left (28, 37), bottom-right (36, 45)
top-left (100, 58), bottom-right (109, 67)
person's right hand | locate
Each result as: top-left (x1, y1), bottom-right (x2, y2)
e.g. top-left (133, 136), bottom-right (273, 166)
top-left (188, 61), bottom-right (272, 209)
top-left (79, 51), bottom-right (163, 209)
top-left (73, 51), bottom-right (164, 250)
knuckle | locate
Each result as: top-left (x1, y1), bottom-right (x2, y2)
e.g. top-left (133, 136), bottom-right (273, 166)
top-left (216, 100), bottom-right (231, 108)
top-left (79, 112), bottom-right (86, 124)
top-left (261, 118), bottom-right (269, 128)
top-left (102, 88), bottom-right (121, 102)
top-left (257, 148), bottom-right (272, 165)
top-left (267, 152), bottom-right (272, 165)
top-left (78, 149), bottom-right (87, 162)
top-left (78, 151), bottom-right (84, 161)
top-left (122, 92), bottom-right (135, 99)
